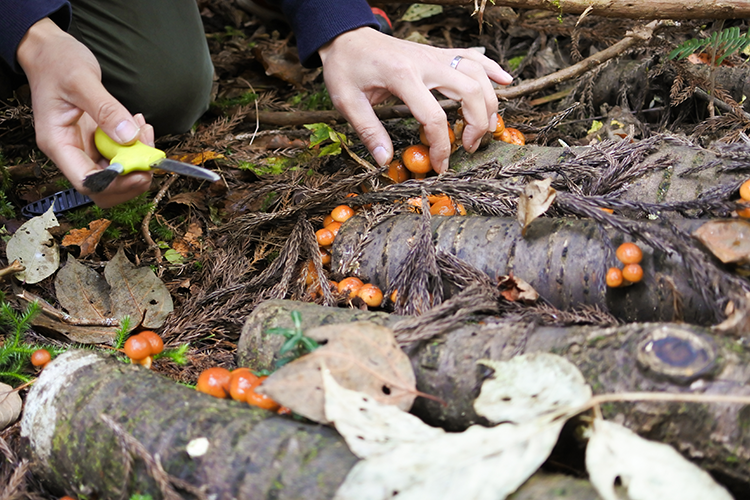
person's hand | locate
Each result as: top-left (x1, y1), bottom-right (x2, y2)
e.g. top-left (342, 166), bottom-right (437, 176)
top-left (318, 27), bottom-right (513, 174)
top-left (16, 18), bottom-right (152, 208)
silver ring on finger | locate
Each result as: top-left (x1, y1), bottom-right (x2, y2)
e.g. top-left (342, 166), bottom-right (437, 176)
top-left (449, 55), bottom-right (463, 70)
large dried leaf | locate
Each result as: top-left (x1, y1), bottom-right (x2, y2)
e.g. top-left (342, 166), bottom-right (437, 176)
top-left (586, 419), bottom-right (732, 500)
top-left (257, 322), bottom-right (416, 423)
top-left (55, 256), bottom-right (112, 320)
top-left (474, 353), bottom-right (591, 424)
top-left (692, 219), bottom-right (750, 264)
top-left (61, 218), bottom-right (111, 258)
top-left (104, 248), bottom-right (173, 328)
top-left (0, 383), bottom-right (22, 431)
top-left (252, 40), bottom-right (321, 89)
top-left (326, 371), bottom-right (563, 500)
top-left (517, 178), bottom-right (556, 236)
top-left (6, 205), bottom-right (59, 284)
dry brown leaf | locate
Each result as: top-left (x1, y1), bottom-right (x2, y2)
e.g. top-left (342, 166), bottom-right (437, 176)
top-left (0, 383), bottom-right (22, 431)
top-left (169, 151), bottom-right (224, 165)
top-left (61, 218), bottom-right (111, 258)
top-left (104, 248), bottom-right (174, 329)
top-left (55, 256), bottom-right (112, 320)
top-left (517, 178), bottom-right (556, 236)
top-left (497, 273), bottom-right (539, 303)
top-left (257, 322), bottom-right (417, 423)
top-left (252, 40), bottom-right (321, 89)
top-left (693, 219), bottom-right (750, 264)
top-left (167, 192), bottom-right (208, 211)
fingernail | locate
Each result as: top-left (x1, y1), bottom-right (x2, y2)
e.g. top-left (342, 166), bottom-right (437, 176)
top-left (439, 158), bottom-right (449, 174)
top-left (115, 120), bottom-right (139, 143)
top-left (489, 113), bottom-right (498, 132)
top-left (372, 146), bottom-right (389, 167)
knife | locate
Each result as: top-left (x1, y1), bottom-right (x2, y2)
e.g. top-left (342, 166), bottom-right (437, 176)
top-left (82, 127), bottom-right (221, 193)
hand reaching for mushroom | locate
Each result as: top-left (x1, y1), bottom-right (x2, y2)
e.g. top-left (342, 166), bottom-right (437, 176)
top-left (318, 27), bottom-right (513, 174)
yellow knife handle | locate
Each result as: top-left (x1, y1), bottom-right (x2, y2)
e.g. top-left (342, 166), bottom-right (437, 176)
top-left (94, 127), bottom-right (165, 174)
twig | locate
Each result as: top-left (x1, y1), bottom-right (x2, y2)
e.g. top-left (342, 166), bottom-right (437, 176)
top-left (142, 174), bottom-right (179, 263)
top-left (0, 260), bottom-right (24, 281)
top-left (496, 20), bottom-right (660, 100)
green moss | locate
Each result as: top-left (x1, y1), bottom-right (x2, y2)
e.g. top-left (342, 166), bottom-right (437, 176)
top-left (656, 165), bottom-right (673, 203)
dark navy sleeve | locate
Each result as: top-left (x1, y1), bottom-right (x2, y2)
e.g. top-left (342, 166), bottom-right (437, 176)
top-left (0, 0), bottom-right (72, 72)
top-left (281, 0), bottom-right (379, 68)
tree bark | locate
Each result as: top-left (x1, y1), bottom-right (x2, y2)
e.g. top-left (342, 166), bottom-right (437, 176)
top-left (380, 0), bottom-right (750, 20)
top-left (237, 299), bottom-right (750, 496)
top-left (22, 349), bottom-right (622, 500)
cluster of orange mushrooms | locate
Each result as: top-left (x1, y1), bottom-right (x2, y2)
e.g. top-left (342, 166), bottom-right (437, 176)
top-left (195, 366), bottom-right (289, 414)
top-left (606, 242), bottom-right (644, 288)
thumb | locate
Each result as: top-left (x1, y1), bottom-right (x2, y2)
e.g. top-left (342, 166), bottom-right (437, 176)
top-left (77, 84), bottom-right (141, 145)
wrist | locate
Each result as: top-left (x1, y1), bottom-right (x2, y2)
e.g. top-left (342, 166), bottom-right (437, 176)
top-left (318, 26), bottom-right (373, 65)
top-left (17, 18), bottom-right (65, 74)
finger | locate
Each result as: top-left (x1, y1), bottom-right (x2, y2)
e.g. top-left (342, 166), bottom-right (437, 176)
top-left (134, 113), bottom-right (155, 146)
top-left (68, 74), bottom-right (141, 145)
top-left (329, 86), bottom-right (393, 167)
top-left (393, 83), bottom-right (451, 173)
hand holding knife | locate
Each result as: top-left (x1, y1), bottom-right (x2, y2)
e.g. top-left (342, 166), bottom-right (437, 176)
top-left (83, 127), bottom-right (221, 193)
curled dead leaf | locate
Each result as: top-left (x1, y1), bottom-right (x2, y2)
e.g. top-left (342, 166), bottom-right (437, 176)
top-left (0, 383), bottom-right (22, 431)
top-left (692, 219), bottom-right (750, 264)
top-left (61, 218), bottom-right (111, 258)
top-left (517, 178), bottom-right (556, 236)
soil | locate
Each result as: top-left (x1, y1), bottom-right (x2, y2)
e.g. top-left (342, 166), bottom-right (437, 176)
top-left (1, 1), bottom-right (750, 498)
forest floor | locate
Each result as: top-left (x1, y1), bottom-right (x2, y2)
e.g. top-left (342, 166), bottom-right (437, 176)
top-left (1, 1), bottom-right (750, 498)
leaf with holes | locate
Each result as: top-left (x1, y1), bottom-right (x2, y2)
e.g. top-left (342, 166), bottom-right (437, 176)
top-left (6, 204), bottom-right (59, 284)
top-left (104, 248), bottom-right (173, 328)
top-left (257, 321), bottom-right (416, 423)
top-left (586, 419), bottom-right (733, 500)
top-left (517, 178), bottom-right (556, 236)
top-left (474, 353), bottom-right (591, 424)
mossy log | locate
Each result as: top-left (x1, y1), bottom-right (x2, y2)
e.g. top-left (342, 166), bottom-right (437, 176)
top-left (21, 350), bottom-right (357, 500)
top-left (238, 299), bottom-right (750, 495)
top-left (23, 349), bottom-right (615, 500)
top-left (332, 214), bottom-right (717, 324)
top-left (450, 135), bottom-right (747, 206)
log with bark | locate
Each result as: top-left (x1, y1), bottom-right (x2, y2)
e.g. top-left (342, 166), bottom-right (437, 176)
top-left (237, 299), bottom-right (750, 496)
top-left (22, 349), bottom-right (619, 500)
top-left (331, 213), bottom-right (727, 324)
top-left (380, 0), bottom-right (750, 20)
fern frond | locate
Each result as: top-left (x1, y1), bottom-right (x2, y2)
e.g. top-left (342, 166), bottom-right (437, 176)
top-left (669, 27), bottom-right (750, 65)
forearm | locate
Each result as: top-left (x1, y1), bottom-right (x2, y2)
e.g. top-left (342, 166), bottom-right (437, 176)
top-left (0, 0), bottom-right (71, 72)
top-left (280, 0), bottom-right (378, 67)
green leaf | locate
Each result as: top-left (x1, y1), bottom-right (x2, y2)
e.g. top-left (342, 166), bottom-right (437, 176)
top-left (164, 249), bottom-right (185, 265)
top-left (305, 123), bottom-right (336, 147)
top-left (318, 142), bottom-right (342, 157)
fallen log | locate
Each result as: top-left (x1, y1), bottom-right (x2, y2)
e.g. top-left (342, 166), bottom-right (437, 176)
top-left (380, 0), bottom-right (750, 20)
top-left (237, 299), bottom-right (750, 496)
top-left (21, 350), bottom-right (358, 500)
top-left (331, 214), bottom-right (720, 324)
top-left (22, 349), bottom-right (619, 500)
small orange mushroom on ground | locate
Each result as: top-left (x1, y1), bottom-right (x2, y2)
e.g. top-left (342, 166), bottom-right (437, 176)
top-left (325, 221), bottom-right (342, 238)
top-left (247, 390), bottom-right (281, 412)
top-left (357, 283), bottom-right (384, 307)
top-left (137, 331), bottom-right (164, 356)
top-left (338, 276), bottom-right (364, 298)
top-left (622, 263), bottom-right (644, 283)
top-left (196, 367), bottom-right (232, 398)
top-left (124, 335), bottom-right (152, 363)
top-left (616, 242), bottom-right (643, 264)
top-left (331, 205), bottom-right (355, 223)
top-left (323, 214), bottom-right (335, 227)
top-left (316, 227), bottom-right (335, 247)
top-left (387, 159), bottom-right (410, 183)
top-left (606, 267), bottom-right (624, 288)
top-left (737, 202), bottom-right (750, 219)
top-left (229, 367), bottom-right (261, 402)
top-left (498, 127), bottom-right (525, 145)
top-left (402, 144), bottom-right (432, 176)
top-left (430, 196), bottom-right (457, 216)
top-left (740, 179), bottom-right (750, 202)
top-left (31, 348), bottom-right (52, 368)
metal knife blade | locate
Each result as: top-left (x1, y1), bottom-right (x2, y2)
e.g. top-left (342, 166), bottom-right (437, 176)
top-left (150, 158), bottom-right (221, 182)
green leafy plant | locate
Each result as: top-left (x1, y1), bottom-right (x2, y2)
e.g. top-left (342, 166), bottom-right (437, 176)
top-left (305, 123), bottom-right (349, 157)
top-left (266, 310), bottom-right (319, 368)
top-left (0, 300), bottom-right (62, 385)
top-left (669, 26), bottom-right (750, 65)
